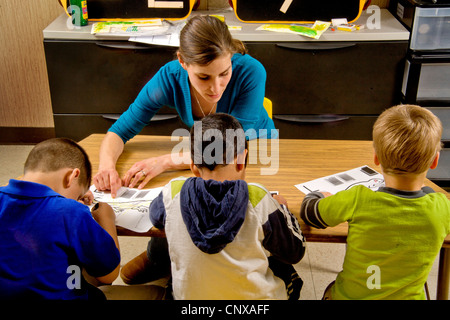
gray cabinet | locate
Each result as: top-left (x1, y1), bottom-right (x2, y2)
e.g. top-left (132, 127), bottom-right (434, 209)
top-left (44, 40), bottom-right (188, 141)
top-left (246, 41), bottom-right (408, 139)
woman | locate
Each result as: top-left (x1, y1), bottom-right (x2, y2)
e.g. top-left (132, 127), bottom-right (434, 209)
top-left (93, 15), bottom-right (276, 197)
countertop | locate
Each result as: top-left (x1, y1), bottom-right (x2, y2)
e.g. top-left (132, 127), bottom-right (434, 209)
top-left (43, 8), bottom-right (409, 42)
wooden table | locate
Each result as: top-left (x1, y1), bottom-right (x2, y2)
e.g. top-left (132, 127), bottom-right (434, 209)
top-left (79, 134), bottom-right (450, 299)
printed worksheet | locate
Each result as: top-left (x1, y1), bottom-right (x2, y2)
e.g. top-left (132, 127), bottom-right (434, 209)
top-left (89, 185), bottom-right (163, 233)
top-left (295, 166), bottom-right (385, 195)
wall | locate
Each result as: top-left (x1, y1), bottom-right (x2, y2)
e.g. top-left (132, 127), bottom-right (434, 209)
top-left (0, 0), bottom-right (62, 130)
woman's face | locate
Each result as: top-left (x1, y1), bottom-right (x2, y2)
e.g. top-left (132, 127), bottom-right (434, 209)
top-left (179, 53), bottom-right (233, 105)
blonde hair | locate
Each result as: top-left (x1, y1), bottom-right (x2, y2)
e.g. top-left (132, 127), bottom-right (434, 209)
top-left (373, 104), bottom-right (442, 175)
top-left (178, 15), bottom-right (247, 66)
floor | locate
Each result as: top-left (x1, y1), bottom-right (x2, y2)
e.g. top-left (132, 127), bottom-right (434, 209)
top-left (0, 144), bottom-right (447, 300)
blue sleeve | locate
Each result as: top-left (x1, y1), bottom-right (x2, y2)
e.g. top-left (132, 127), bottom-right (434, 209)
top-left (149, 191), bottom-right (166, 229)
top-left (68, 206), bottom-right (120, 278)
top-left (108, 64), bottom-right (174, 143)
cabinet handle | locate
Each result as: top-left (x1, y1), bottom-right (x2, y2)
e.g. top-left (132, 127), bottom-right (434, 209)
top-left (95, 41), bottom-right (155, 50)
top-left (102, 114), bottom-right (178, 121)
top-left (276, 43), bottom-right (356, 51)
top-left (274, 115), bottom-right (349, 123)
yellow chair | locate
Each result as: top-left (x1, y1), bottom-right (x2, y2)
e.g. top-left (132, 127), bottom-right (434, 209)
top-left (263, 97), bottom-right (272, 119)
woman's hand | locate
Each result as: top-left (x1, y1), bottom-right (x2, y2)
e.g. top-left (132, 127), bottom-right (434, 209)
top-left (93, 168), bottom-right (123, 198)
top-left (123, 152), bottom-right (191, 189)
top-left (94, 132), bottom-right (125, 198)
top-left (123, 154), bottom-right (171, 189)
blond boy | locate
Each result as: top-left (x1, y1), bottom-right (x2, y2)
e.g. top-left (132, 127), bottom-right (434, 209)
top-left (300, 105), bottom-right (450, 299)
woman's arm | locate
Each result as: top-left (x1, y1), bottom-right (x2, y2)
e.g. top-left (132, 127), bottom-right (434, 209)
top-left (98, 63), bottom-right (181, 192)
top-left (93, 132), bottom-right (125, 198)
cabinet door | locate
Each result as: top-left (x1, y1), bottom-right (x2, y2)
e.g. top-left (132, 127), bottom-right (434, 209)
top-left (274, 115), bottom-right (377, 140)
top-left (53, 114), bottom-right (189, 142)
top-left (246, 41), bottom-right (408, 115)
top-left (44, 40), bottom-right (178, 114)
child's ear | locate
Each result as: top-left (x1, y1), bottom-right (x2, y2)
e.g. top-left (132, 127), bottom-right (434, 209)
top-left (236, 149), bottom-right (248, 172)
top-left (190, 162), bottom-right (201, 177)
top-left (373, 152), bottom-right (380, 166)
top-left (430, 152), bottom-right (440, 170)
top-left (64, 168), bottom-right (81, 188)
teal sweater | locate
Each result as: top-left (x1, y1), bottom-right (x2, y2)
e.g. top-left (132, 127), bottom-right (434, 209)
top-left (109, 53), bottom-right (277, 142)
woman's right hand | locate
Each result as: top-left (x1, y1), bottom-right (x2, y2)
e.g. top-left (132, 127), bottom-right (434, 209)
top-left (95, 132), bottom-right (125, 198)
top-left (93, 167), bottom-right (123, 198)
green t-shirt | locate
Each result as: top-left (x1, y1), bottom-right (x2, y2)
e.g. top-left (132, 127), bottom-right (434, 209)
top-left (318, 186), bottom-right (450, 300)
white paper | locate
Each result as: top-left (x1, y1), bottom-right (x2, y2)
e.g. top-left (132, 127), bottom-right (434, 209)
top-left (295, 166), bottom-right (385, 195)
top-left (90, 185), bottom-right (163, 233)
top-left (129, 33), bottom-right (180, 47)
top-left (91, 20), bottom-right (166, 37)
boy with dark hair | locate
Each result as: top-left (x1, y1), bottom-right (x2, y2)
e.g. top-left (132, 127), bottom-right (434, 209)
top-left (0, 138), bottom-right (120, 300)
top-left (147, 113), bottom-right (305, 299)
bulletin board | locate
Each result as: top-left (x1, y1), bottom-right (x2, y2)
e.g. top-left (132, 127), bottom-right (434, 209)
top-left (60, 0), bottom-right (196, 21)
top-left (231, 0), bottom-right (365, 23)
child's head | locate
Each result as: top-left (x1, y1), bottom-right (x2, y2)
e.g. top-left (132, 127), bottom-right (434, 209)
top-left (190, 113), bottom-right (248, 173)
top-left (373, 104), bottom-right (442, 176)
top-left (24, 138), bottom-right (92, 190)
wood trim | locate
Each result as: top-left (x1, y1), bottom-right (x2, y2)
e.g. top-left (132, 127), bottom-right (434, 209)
top-left (0, 1), bottom-right (61, 128)
top-left (0, 127), bottom-right (55, 144)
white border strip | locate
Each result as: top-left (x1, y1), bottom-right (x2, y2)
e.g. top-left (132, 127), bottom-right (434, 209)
top-left (148, 0), bottom-right (184, 8)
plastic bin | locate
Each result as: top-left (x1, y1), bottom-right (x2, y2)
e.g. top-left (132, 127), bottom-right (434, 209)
top-left (410, 7), bottom-right (450, 50)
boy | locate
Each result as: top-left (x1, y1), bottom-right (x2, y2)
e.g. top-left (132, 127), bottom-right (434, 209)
top-left (0, 138), bottom-right (120, 299)
top-left (300, 105), bottom-right (450, 300)
top-left (148, 113), bottom-right (305, 299)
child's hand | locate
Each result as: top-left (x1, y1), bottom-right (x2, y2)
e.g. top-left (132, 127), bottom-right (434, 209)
top-left (91, 202), bottom-right (115, 226)
top-left (273, 194), bottom-right (288, 208)
top-left (78, 190), bottom-right (94, 205)
top-left (320, 191), bottom-right (333, 198)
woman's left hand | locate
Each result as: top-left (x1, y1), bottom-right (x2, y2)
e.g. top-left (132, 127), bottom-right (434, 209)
top-left (123, 155), bottom-right (170, 189)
